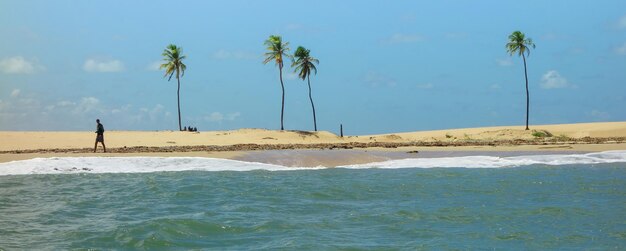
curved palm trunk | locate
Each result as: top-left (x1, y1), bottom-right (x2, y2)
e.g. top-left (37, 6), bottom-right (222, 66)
top-left (177, 75), bottom-right (182, 131)
top-left (279, 65), bottom-right (285, 131)
top-left (307, 75), bottom-right (317, 131)
top-left (522, 53), bottom-right (529, 130)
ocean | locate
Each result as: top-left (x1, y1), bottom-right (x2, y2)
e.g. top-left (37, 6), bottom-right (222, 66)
top-left (1, 151), bottom-right (625, 249)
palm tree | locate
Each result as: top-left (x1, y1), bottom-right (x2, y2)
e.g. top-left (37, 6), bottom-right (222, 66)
top-left (506, 31), bottom-right (535, 130)
top-left (292, 46), bottom-right (319, 131)
top-left (263, 35), bottom-right (290, 130)
top-left (160, 44), bottom-right (187, 131)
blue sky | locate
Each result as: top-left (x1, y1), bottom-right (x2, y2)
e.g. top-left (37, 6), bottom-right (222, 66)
top-left (1, 0), bottom-right (625, 134)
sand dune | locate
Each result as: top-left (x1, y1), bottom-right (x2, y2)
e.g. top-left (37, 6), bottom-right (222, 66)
top-left (368, 121), bottom-right (626, 141)
top-left (1, 122), bottom-right (625, 164)
top-left (1, 122), bottom-right (625, 152)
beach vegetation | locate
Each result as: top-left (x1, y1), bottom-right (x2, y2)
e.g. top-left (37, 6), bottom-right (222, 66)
top-left (292, 46), bottom-right (320, 131)
top-left (263, 35), bottom-right (291, 130)
top-left (445, 133), bottom-right (453, 139)
top-left (506, 31), bottom-right (536, 131)
top-left (555, 134), bottom-right (571, 141)
top-left (160, 44), bottom-right (187, 131)
top-left (532, 130), bottom-right (553, 138)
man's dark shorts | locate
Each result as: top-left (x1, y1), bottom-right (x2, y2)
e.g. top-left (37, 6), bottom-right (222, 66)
top-left (96, 134), bottom-right (104, 142)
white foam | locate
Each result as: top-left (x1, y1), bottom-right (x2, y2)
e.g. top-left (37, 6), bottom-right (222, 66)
top-left (340, 150), bottom-right (626, 169)
top-left (0, 157), bottom-right (320, 176)
top-left (0, 151), bottom-right (625, 176)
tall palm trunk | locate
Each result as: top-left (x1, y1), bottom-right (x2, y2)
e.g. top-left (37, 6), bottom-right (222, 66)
top-left (177, 74), bottom-right (182, 131)
top-left (522, 53), bottom-right (529, 130)
top-left (307, 75), bottom-right (317, 131)
top-left (279, 64), bottom-right (285, 130)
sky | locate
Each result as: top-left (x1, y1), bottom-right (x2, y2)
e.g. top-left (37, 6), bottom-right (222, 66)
top-left (1, 0), bottom-right (625, 135)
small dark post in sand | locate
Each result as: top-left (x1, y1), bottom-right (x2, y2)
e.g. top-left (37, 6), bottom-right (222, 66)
top-left (340, 124), bottom-right (343, 138)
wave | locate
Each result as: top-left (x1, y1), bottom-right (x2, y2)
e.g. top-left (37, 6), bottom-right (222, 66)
top-left (0, 157), bottom-right (318, 176)
top-left (1, 151), bottom-right (625, 176)
top-left (341, 150), bottom-right (626, 169)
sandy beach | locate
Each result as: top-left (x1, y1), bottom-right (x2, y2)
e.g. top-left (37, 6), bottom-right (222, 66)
top-left (1, 121), bottom-right (625, 165)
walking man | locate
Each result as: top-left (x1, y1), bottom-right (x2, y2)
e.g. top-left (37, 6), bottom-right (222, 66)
top-left (94, 119), bottom-right (106, 153)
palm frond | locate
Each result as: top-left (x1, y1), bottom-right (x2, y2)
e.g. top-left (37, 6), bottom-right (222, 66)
top-left (263, 35), bottom-right (290, 68)
top-left (506, 31), bottom-right (535, 57)
top-left (161, 44), bottom-right (186, 81)
top-left (291, 46), bottom-right (319, 80)
top-left (309, 63), bottom-right (317, 75)
top-left (180, 62), bottom-right (186, 77)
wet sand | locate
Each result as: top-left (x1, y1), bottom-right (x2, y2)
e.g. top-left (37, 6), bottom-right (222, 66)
top-left (233, 149), bottom-right (590, 167)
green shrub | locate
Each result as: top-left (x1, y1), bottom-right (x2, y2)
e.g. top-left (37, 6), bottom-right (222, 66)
top-left (464, 133), bottom-right (472, 140)
top-left (532, 130), bottom-right (553, 138)
top-left (555, 134), bottom-right (571, 141)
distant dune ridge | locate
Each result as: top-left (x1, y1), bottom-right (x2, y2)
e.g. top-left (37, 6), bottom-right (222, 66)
top-left (1, 122), bottom-right (625, 163)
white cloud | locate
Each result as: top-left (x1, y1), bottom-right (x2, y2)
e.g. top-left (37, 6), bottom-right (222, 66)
top-left (45, 100), bottom-right (76, 111)
top-left (206, 112), bottom-right (223, 122)
top-left (285, 23), bottom-right (303, 31)
top-left (496, 58), bottom-right (513, 67)
top-left (83, 59), bottom-right (124, 72)
top-left (385, 33), bottom-right (425, 44)
top-left (19, 98), bottom-right (37, 106)
top-left (285, 72), bottom-right (299, 80)
top-left (213, 50), bottom-right (231, 60)
top-left (618, 15), bottom-right (626, 29)
top-left (615, 42), bottom-right (626, 55)
top-left (81, 97), bottom-right (99, 106)
top-left (589, 110), bottom-right (610, 120)
top-left (111, 104), bottom-right (132, 115)
top-left (72, 97), bottom-right (101, 114)
top-left (148, 104), bottom-right (165, 120)
top-left (206, 112), bottom-right (240, 122)
top-left (10, 89), bottom-right (21, 97)
top-left (416, 83), bottom-right (433, 89)
top-left (0, 95), bottom-right (178, 130)
top-left (0, 56), bottom-right (43, 74)
top-left (541, 70), bottom-right (570, 89)
top-left (364, 72), bottom-right (397, 87)
top-left (5, 96), bottom-right (83, 121)
top-left (58, 100), bottom-right (76, 107)
top-left (136, 104), bottom-right (168, 122)
top-left (212, 49), bottom-right (257, 60)
top-left (226, 112), bottom-right (241, 121)
top-left (490, 84), bottom-right (501, 89)
top-left (540, 32), bottom-right (566, 41)
top-left (147, 61), bottom-right (162, 71)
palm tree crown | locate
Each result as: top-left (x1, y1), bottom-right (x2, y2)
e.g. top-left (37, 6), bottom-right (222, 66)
top-left (292, 46), bottom-right (319, 80)
top-left (263, 35), bottom-right (290, 68)
top-left (160, 44), bottom-right (187, 80)
top-left (506, 31), bottom-right (535, 57)
top-left (160, 44), bottom-right (187, 131)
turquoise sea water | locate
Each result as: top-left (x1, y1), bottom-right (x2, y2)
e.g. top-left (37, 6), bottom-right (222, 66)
top-left (1, 154), bottom-right (626, 249)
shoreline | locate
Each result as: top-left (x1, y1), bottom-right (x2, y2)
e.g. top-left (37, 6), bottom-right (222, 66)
top-left (1, 144), bottom-right (624, 167)
top-left (1, 122), bottom-right (625, 165)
